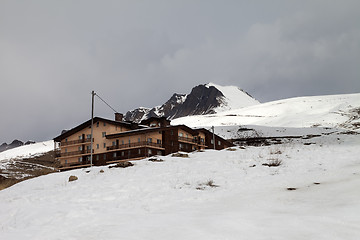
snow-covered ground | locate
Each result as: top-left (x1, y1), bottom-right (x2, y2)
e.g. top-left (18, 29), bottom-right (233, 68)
top-left (0, 132), bottom-right (359, 239)
top-left (172, 93), bottom-right (360, 130)
top-left (0, 140), bottom-right (54, 163)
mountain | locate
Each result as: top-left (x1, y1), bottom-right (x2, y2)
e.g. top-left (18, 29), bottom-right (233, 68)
top-left (0, 140), bottom-right (25, 153)
top-left (124, 83), bottom-right (260, 122)
top-left (172, 93), bottom-right (360, 131)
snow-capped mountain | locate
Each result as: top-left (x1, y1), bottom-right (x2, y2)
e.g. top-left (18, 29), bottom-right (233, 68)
top-left (172, 93), bottom-right (360, 131)
top-left (124, 83), bottom-right (259, 122)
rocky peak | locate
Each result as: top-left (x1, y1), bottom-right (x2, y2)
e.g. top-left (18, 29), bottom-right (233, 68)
top-left (124, 83), bottom-right (258, 123)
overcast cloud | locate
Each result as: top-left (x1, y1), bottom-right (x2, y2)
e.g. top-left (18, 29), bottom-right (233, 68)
top-left (1, 0), bottom-right (359, 143)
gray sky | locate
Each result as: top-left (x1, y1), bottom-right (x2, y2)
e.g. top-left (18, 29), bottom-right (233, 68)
top-left (1, 0), bottom-right (360, 143)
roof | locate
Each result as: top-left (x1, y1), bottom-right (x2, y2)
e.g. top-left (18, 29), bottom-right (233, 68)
top-left (106, 124), bottom-right (199, 139)
top-left (53, 117), bottom-right (143, 142)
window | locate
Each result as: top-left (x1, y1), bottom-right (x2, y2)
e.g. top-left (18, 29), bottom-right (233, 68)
top-left (64, 160), bottom-right (68, 164)
top-left (65, 138), bottom-right (68, 142)
top-left (138, 149), bottom-right (141, 154)
top-left (157, 151), bottom-right (162, 155)
top-left (78, 146), bottom-right (82, 151)
top-left (96, 144), bottom-right (99, 149)
top-left (78, 157), bottom-right (82, 163)
top-left (138, 138), bottom-right (141, 142)
top-left (87, 134), bottom-right (91, 139)
top-left (96, 122), bottom-right (99, 127)
top-left (96, 155), bottom-right (99, 161)
top-left (65, 148), bottom-right (67, 153)
top-left (87, 145), bottom-right (91, 150)
top-left (147, 138), bottom-right (152, 143)
top-left (102, 132), bottom-right (106, 138)
top-left (112, 141), bottom-right (116, 146)
top-left (148, 149), bottom-right (152, 155)
top-left (218, 140), bottom-right (221, 146)
top-left (157, 139), bottom-right (161, 144)
top-left (179, 143), bottom-right (183, 149)
top-left (128, 139), bottom-right (131, 144)
top-left (121, 151), bottom-right (125, 156)
top-left (211, 139), bottom-right (214, 144)
top-left (79, 135), bottom-right (83, 140)
top-left (103, 143), bottom-right (106, 148)
top-left (121, 140), bottom-right (124, 145)
top-left (179, 132), bottom-right (183, 137)
top-left (113, 152), bottom-right (117, 158)
top-left (103, 122), bottom-right (106, 126)
top-left (103, 154), bottom-right (106, 160)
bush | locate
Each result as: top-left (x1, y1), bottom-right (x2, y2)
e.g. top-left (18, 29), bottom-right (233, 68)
top-left (196, 180), bottom-right (219, 190)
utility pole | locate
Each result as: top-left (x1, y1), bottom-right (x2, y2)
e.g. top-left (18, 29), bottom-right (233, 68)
top-left (90, 90), bottom-right (95, 167)
top-left (211, 126), bottom-right (215, 150)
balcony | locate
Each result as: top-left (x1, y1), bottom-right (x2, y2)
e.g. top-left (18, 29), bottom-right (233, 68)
top-left (178, 136), bottom-right (197, 144)
top-left (107, 141), bottom-right (164, 151)
top-left (61, 138), bottom-right (92, 147)
top-left (59, 149), bottom-right (94, 157)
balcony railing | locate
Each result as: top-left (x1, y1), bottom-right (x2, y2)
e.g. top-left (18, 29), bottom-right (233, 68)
top-left (61, 138), bottom-right (92, 146)
top-left (59, 149), bottom-right (94, 157)
top-left (178, 136), bottom-right (197, 143)
top-left (107, 141), bottom-right (163, 151)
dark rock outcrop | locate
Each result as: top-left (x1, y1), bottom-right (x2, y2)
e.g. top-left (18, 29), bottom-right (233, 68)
top-left (124, 84), bottom-right (225, 123)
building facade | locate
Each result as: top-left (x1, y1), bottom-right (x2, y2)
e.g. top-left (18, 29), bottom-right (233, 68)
top-left (54, 115), bottom-right (233, 170)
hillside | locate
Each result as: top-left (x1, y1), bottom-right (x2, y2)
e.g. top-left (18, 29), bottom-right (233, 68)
top-left (0, 132), bottom-right (359, 239)
top-left (172, 93), bottom-right (360, 132)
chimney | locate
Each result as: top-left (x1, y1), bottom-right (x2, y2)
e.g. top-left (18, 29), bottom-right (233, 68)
top-left (115, 113), bottom-right (123, 122)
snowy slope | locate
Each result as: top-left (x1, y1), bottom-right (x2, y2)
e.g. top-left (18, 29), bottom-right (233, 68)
top-left (172, 93), bottom-right (360, 130)
top-left (0, 133), bottom-right (359, 239)
top-left (206, 82), bottom-right (260, 112)
top-left (0, 140), bottom-right (54, 162)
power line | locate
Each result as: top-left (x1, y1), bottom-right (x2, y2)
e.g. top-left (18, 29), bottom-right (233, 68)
top-left (95, 92), bottom-right (119, 113)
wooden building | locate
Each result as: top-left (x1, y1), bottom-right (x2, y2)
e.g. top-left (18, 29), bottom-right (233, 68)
top-left (53, 114), bottom-right (233, 170)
